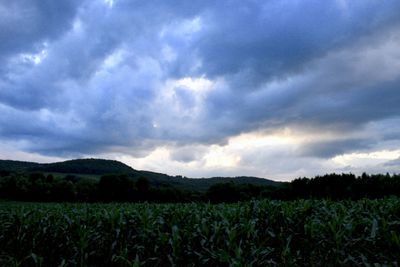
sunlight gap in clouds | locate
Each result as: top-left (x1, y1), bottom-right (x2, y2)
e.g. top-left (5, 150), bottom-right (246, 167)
top-left (112, 124), bottom-right (400, 180)
top-left (18, 42), bottom-right (48, 66)
top-left (20, 50), bottom-right (47, 65)
top-left (114, 129), bottom-right (305, 179)
top-left (171, 76), bottom-right (214, 93)
top-left (332, 150), bottom-right (400, 168)
top-left (151, 76), bottom-right (216, 128)
top-left (226, 130), bottom-right (298, 149)
top-left (203, 146), bottom-right (241, 168)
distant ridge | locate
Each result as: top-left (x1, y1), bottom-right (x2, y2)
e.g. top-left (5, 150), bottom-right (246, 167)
top-left (0, 158), bottom-right (134, 175)
top-left (0, 160), bottom-right (40, 172)
top-left (34, 158), bottom-right (136, 175)
top-left (0, 158), bottom-right (283, 191)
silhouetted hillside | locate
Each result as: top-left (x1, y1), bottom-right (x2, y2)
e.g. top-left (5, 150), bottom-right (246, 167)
top-left (2, 159), bottom-right (400, 203)
top-left (130, 171), bottom-right (283, 191)
top-left (33, 159), bottom-right (136, 175)
top-left (0, 158), bottom-right (282, 191)
top-left (176, 176), bottom-right (282, 192)
top-left (0, 159), bottom-right (136, 175)
top-left (0, 160), bottom-right (40, 173)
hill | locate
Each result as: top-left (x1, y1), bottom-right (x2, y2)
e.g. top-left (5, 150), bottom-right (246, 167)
top-left (0, 160), bottom-right (40, 173)
top-left (143, 173), bottom-right (282, 192)
top-left (0, 158), bottom-right (283, 191)
top-left (34, 159), bottom-right (136, 175)
top-left (0, 159), bottom-right (137, 175)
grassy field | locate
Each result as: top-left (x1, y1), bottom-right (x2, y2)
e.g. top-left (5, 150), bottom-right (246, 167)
top-left (1, 199), bottom-right (400, 266)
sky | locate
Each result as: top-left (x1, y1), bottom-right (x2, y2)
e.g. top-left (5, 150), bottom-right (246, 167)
top-left (1, 0), bottom-right (400, 181)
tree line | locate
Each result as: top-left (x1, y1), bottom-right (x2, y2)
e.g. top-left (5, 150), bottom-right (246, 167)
top-left (1, 171), bottom-right (400, 203)
top-left (285, 172), bottom-right (400, 200)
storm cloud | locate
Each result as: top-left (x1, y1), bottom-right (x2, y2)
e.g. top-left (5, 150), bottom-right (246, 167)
top-left (1, 0), bottom-right (400, 179)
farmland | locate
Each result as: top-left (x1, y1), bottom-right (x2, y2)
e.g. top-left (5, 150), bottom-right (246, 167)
top-left (1, 198), bottom-right (400, 266)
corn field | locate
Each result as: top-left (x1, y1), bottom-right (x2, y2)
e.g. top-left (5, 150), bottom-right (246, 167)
top-left (1, 198), bottom-right (400, 266)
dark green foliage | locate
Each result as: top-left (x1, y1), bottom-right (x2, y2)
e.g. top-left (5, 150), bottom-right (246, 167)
top-left (0, 159), bottom-right (282, 192)
top-left (0, 175), bottom-right (20, 199)
top-left (207, 182), bottom-right (241, 203)
top-left (206, 183), bottom-right (267, 203)
top-left (164, 175), bottom-right (283, 192)
top-left (1, 199), bottom-right (400, 266)
top-left (136, 177), bottom-right (149, 193)
top-left (287, 173), bottom-right (400, 200)
top-left (1, 159), bottom-right (400, 203)
top-left (0, 170), bottom-right (11, 177)
top-left (34, 159), bottom-right (135, 175)
top-left (64, 174), bottom-right (80, 183)
top-left (45, 174), bottom-right (54, 183)
top-left (29, 172), bottom-right (46, 184)
top-left (51, 180), bottom-right (76, 201)
top-left (0, 159), bottom-right (134, 175)
top-left (2, 171), bottom-right (400, 203)
top-left (99, 175), bottom-right (135, 202)
top-left (75, 179), bottom-right (98, 202)
top-left (0, 160), bottom-right (40, 173)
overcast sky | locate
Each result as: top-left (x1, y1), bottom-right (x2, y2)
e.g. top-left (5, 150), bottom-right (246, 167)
top-left (1, 0), bottom-right (400, 180)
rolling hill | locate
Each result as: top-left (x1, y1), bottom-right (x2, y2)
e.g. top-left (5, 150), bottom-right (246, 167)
top-left (0, 158), bottom-right (283, 191)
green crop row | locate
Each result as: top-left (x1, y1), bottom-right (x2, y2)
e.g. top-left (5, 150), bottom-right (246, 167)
top-left (1, 198), bottom-right (400, 266)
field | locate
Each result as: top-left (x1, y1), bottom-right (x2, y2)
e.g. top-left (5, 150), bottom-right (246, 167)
top-left (1, 199), bottom-right (400, 266)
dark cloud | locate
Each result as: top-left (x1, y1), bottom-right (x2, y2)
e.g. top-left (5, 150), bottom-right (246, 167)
top-left (202, 29), bottom-right (400, 152)
top-left (0, 0), bottom-right (81, 60)
top-left (1, 0), bottom-right (400, 163)
top-left (191, 0), bottom-right (400, 83)
top-left (169, 146), bottom-right (207, 163)
top-left (298, 139), bottom-right (373, 158)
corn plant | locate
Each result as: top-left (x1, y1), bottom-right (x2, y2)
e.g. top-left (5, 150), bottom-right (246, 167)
top-left (0, 198), bottom-right (399, 266)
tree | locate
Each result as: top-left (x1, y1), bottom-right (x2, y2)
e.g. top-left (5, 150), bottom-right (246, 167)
top-left (98, 174), bottom-right (134, 202)
top-left (206, 182), bottom-right (240, 203)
